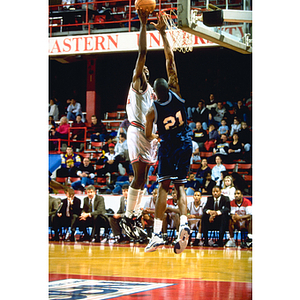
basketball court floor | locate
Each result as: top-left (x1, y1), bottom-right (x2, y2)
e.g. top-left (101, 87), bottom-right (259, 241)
top-left (49, 241), bottom-right (252, 299)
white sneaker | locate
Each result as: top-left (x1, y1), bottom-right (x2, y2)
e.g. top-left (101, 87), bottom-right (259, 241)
top-left (173, 224), bottom-right (190, 254)
top-left (225, 238), bottom-right (237, 247)
top-left (144, 233), bottom-right (165, 253)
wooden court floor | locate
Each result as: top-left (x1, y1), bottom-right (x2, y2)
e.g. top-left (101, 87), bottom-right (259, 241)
top-left (49, 241), bottom-right (252, 299)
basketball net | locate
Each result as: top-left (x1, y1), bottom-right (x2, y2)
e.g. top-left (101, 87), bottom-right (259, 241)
top-left (161, 9), bottom-right (194, 53)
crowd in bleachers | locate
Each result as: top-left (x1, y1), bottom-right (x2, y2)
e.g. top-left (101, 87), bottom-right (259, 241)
top-left (49, 90), bottom-right (252, 247)
top-left (49, 0), bottom-right (246, 35)
top-left (49, 91), bottom-right (252, 197)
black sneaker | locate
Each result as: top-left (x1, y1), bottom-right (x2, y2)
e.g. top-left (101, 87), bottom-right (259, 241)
top-left (120, 216), bottom-right (139, 239)
top-left (133, 214), bottom-right (148, 240)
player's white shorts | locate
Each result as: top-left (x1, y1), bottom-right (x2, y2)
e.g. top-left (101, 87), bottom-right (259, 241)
top-left (127, 124), bottom-right (157, 165)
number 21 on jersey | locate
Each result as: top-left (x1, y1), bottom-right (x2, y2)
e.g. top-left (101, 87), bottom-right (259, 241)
top-left (163, 110), bottom-right (184, 130)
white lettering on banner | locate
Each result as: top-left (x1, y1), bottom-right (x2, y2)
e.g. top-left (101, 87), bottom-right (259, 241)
top-left (48, 26), bottom-right (244, 55)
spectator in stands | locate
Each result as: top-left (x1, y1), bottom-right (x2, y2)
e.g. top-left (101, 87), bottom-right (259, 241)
top-left (111, 173), bottom-right (134, 195)
top-left (89, 115), bottom-right (107, 142)
top-left (204, 123), bottom-right (219, 151)
top-left (49, 116), bottom-right (56, 131)
top-left (102, 135), bottom-right (113, 153)
top-left (185, 172), bottom-right (201, 196)
top-left (202, 185), bottom-right (230, 247)
top-left (56, 146), bottom-right (82, 178)
top-left (188, 99), bottom-right (210, 130)
top-left (52, 188), bottom-right (81, 242)
top-left (227, 133), bottom-right (244, 162)
top-left (187, 191), bottom-right (204, 247)
top-left (208, 134), bottom-right (230, 163)
top-left (212, 101), bottom-right (229, 127)
top-left (229, 116), bottom-right (241, 138)
top-left (70, 114), bottom-right (86, 152)
top-left (218, 119), bottom-right (229, 136)
top-left (205, 93), bottom-right (217, 111)
top-left (50, 116), bottom-right (70, 141)
top-left (225, 189), bottom-right (252, 248)
top-left (95, 150), bottom-right (107, 174)
top-left (190, 139), bottom-right (201, 164)
top-left (49, 98), bottom-right (59, 121)
top-left (71, 157), bottom-right (96, 191)
top-left (217, 170), bottom-right (229, 189)
top-left (211, 155), bottom-right (226, 185)
top-left (109, 184), bottom-right (129, 244)
top-left (100, 143), bottom-right (119, 183)
top-left (200, 172), bottom-right (215, 195)
top-left (114, 132), bottom-right (130, 174)
top-left (192, 122), bottom-right (208, 152)
top-left (78, 185), bottom-right (110, 242)
top-left (239, 121), bottom-right (252, 162)
top-left (234, 99), bottom-right (249, 124)
top-left (195, 158), bottom-right (211, 186)
top-left (67, 98), bottom-right (84, 122)
top-left (221, 175), bottom-right (236, 201)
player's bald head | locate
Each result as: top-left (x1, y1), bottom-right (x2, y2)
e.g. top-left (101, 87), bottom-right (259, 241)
top-left (153, 78), bottom-right (169, 102)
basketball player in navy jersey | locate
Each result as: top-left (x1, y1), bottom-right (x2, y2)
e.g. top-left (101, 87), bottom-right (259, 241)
top-left (119, 8), bottom-right (158, 241)
top-left (144, 14), bottom-right (193, 254)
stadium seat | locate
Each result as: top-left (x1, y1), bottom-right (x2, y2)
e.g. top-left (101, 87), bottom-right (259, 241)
top-left (105, 112), bottom-right (118, 119)
top-left (237, 163), bottom-right (252, 175)
top-left (190, 164), bottom-right (201, 172)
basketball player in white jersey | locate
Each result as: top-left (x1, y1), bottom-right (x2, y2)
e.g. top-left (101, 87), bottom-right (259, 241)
top-left (120, 8), bottom-right (158, 240)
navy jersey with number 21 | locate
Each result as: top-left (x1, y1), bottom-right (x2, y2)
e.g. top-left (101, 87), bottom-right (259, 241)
top-left (152, 90), bottom-right (193, 183)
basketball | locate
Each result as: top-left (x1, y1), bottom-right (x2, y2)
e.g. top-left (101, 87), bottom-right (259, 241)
top-left (135, 0), bottom-right (156, 13)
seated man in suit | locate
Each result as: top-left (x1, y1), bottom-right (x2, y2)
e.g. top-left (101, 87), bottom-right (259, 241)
top-left (78, 185), bottom-right (110, 242)
top-left (202, 185), bottom-right (230, 247)
top-left (52, 188), bottom-right (81, 242)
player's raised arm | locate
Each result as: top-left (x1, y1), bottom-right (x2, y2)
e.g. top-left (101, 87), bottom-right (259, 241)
top-left (132, 9), bottom-right (150, 92)
top-left (145, 106), bottom-right (158, 140)
top-left (151, 14), bottom-right (181, 97)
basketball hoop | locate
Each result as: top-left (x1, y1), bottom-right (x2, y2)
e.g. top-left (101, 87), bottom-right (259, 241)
top-left (160, 8), bottom-right (192, 53)
top-left (160, 8), bottom-right (203, 53)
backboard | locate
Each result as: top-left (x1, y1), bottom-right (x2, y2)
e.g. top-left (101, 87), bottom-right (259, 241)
top-left (176, 0), bottom-right (252, 54)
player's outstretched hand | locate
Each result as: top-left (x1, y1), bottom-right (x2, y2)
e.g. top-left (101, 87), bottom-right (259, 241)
top-left (150, 13), bottom-right (166, 32)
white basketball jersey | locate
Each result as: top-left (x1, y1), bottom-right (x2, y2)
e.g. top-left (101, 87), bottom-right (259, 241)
top-left (126, 83), bottom-right (156, 127)
top-left (187, 201), bottom-right (203, 220)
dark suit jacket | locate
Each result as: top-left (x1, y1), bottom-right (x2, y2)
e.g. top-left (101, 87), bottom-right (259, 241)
top-left (82, 195), bottom-right (106, 217)
top-left (58, 197), bottom-right (81, 217)
top-left (203, 194), bottom-right (230, 216)
top-left (49, 195), bottom-right (61, 217)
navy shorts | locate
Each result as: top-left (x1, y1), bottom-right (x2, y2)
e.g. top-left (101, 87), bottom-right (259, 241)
top-left (156, 139), bottom-right (192, 183)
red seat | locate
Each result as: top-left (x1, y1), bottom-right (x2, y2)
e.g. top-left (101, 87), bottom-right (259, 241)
top-left (223, 164), bottom-right (236, 170)
top-left (200, 152), bottom-right (213, 158)
top-left (70, 177), bottom-right (80, 182)
top-left (190, 164), bottom-right (201, 172)
top-left (105, 112), bottom-right (118, 119)
top-left (55, 177), bottom-right (66, 183)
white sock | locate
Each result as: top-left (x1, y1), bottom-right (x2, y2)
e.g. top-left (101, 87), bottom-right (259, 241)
top-left (248, 233), bottom-right (253, 239)
top-left (153, 218), bottom-right (163, 235)
top-left (134, 189), bottom-right (145, 212)
top-left (196, 232), bottom-right (201, 239)
top-left (125, 187), bottom-right (140, 218)
top-left (180, 215), bottom-right (188, 226)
